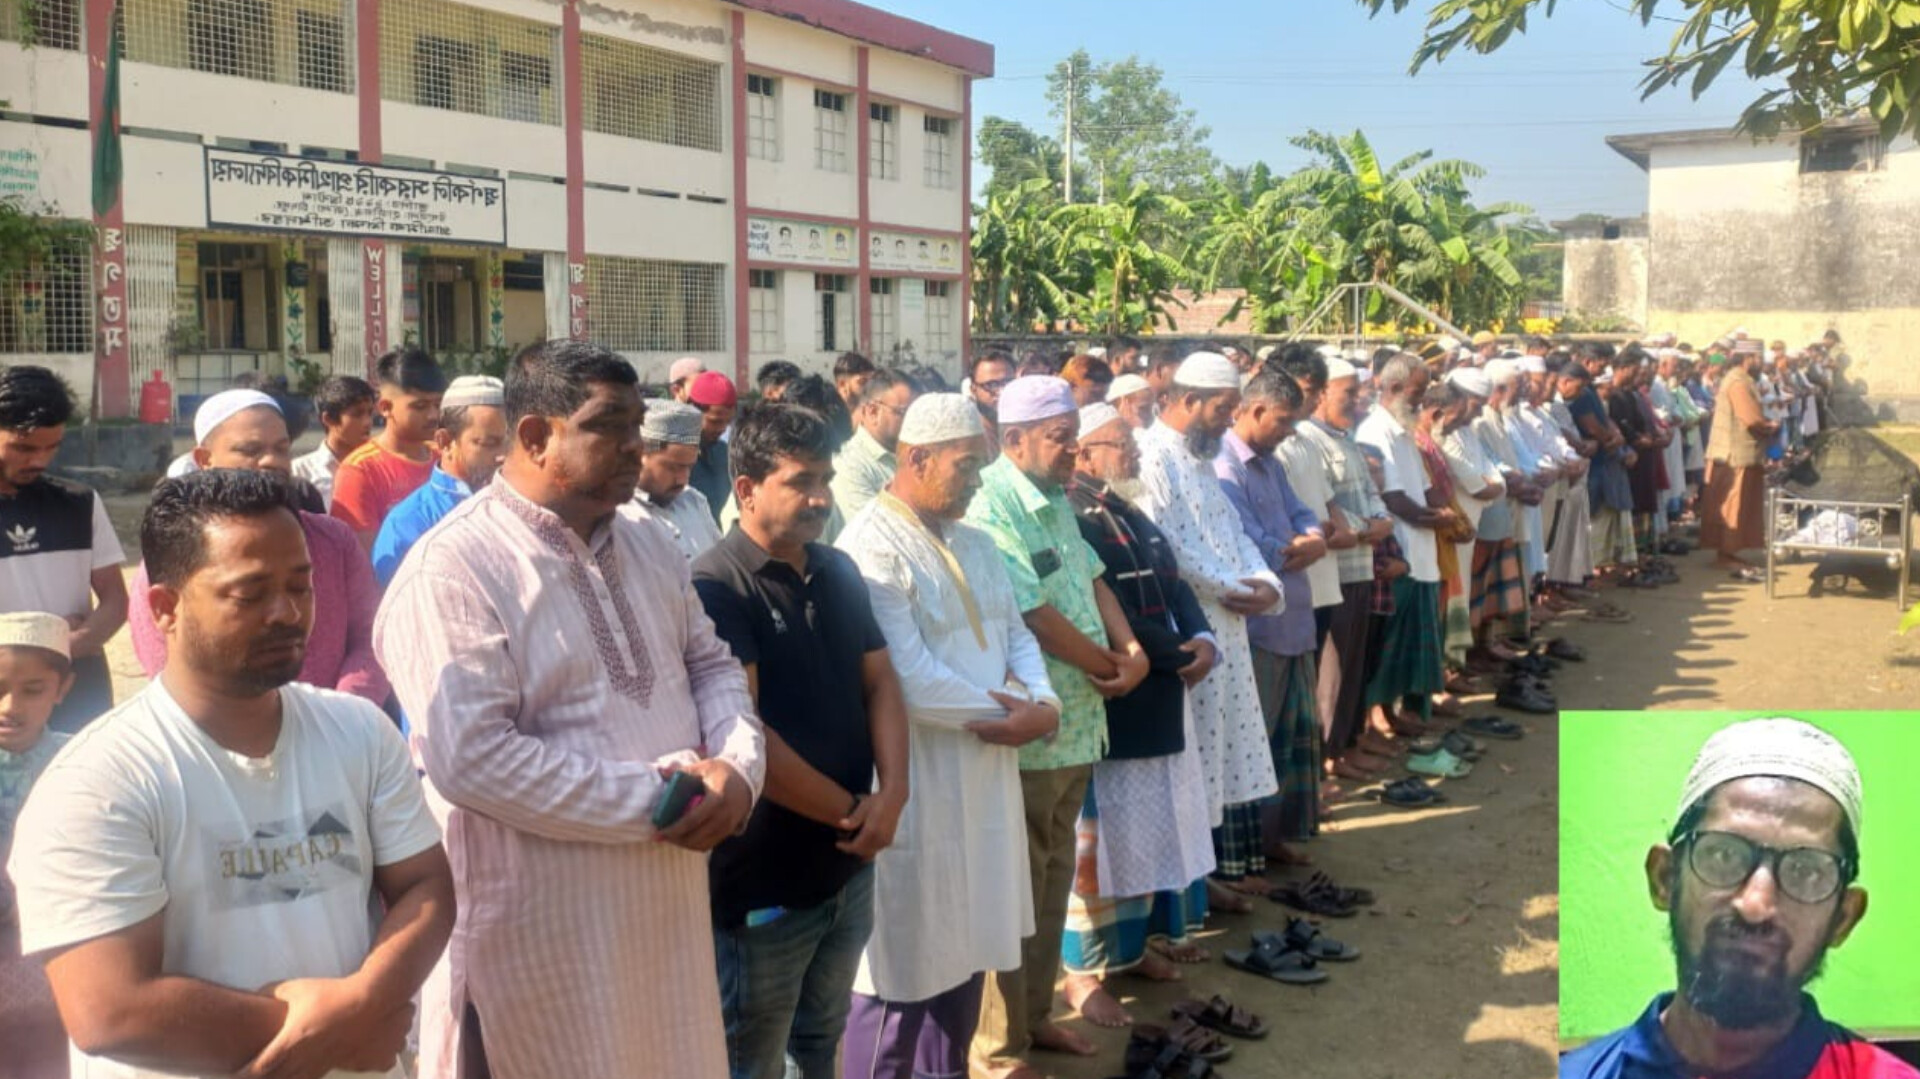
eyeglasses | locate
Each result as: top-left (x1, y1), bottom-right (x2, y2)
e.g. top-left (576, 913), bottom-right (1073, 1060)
top-left (1680, 830), bottom-right (1851, 905)
top-left (975, 378), bottom-right (1012, 394)
top-left (1079, 439), bottom-right (1134, 452)
top-left (869, 401), bottom-right (909, 417)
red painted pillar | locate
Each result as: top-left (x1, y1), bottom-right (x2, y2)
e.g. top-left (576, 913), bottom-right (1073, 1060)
top-left (562, 0), bottom-right (588, 340)
top-left (731, 11), bottom-right (749, 385)
top-left (855, 47), bottom-right (870, 357)
top-left (960, 74), bottom-right (973, 370)
top-left (87, 0), bottom-right (129, 419)
top-left (355, 0), bottom-right (385, 368)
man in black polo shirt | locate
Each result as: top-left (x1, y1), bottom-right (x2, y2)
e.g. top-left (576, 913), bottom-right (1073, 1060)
top-left (0, 365), bottom-right (128, 731)
top-left (692, 402), bottom-right (908, 1079)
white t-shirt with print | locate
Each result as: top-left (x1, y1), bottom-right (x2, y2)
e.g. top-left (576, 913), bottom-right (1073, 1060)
top-left (7, 679), bottom-right (441, 1079)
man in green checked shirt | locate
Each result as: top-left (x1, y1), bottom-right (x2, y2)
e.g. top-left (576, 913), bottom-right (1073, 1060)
top-left (965, 375), bottom-right (1149, 1078)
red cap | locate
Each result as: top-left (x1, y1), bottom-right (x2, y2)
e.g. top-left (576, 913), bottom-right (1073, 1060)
top-left (688, 371), bottom-right (737, 408)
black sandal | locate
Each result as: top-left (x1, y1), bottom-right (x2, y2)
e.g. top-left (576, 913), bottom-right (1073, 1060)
top-left (1256, 918), bottom-right (1363, 962)
top-left (1171, 994), bottom-right (1270, 1039)
top-left (1271, 875), bottom-right (1361, 918)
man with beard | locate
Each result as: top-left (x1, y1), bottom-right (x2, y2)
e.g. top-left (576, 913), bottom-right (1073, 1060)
top-left (1702, 343), bottom-right (1777, 582)
top-left (1133, 352), bottom-right (1282, 909)
top-left (1107, 374), bottom-right (1156, 432)
top-left (375, 339), bottom-right (765, 1079)
top-left (968, 351), bottom-right (1016, 457)
top-left (0, 365), bottom-right (128, 731)
top-left (622, 400), bottom-right (725, 561)
top-left (9, 469), bottom-right (455, 1079)
top-left (1561, 718), bottom-right (1913, 1079)
top-left (835, 394), bottom-right (1059, 1079)
top-left (373, 376), bottom-right (509, 584)
top-left (833, 367), bottom-right (919, 522)
top-left (692, 403), bottom-right (907, 1079)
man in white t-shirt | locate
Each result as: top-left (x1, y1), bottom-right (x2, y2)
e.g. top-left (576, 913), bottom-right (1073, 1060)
top-left (7, 468), bottom-right (453, 1079)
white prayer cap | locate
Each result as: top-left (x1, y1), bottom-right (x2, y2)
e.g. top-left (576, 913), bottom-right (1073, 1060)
top-left (1486, 359), bottom-right (1521, 389)
top-left (1325, 358), bottom-right (1358, 382)
top-left (441, 375), bottom-right (504, 410)
top-left (1355, 366), bottom-right (1374, 386)
top-left (1446, 367), bottom-right (1490, 398)
top-left (997, 376), bottom-right (1077, 426)
top-left (898, 393), bottom-right (983, 446)
top-left (1518, 355), bottom-right (1547, 375)
top-left (1655, 347), bottom-right (1677, 362)
top-left (641, 400), bottom-right (703, 445)
top-left (1107, 374), bottom-right (1151, 402)
top-left (1676, 718), bottom-right (1863, 839)
top-left (1086, 346), bottom-right (1108, 359)
top-left (1078, 402), bottom-right (1123, 440)
top-left (669, 357), bottom-right (706, 384)
top-left (0, 611), bottom-right (69, 659)
top-left (1174, 351), bottom-right (1239, 390)
top-left (193, 389), bottom-right (282, 445)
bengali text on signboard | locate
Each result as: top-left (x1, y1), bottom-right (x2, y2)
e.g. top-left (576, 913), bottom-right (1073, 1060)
top-left (204, 149), bottom-right (508, 245)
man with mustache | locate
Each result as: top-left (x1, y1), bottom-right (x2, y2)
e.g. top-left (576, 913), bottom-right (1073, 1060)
top-left (375, 339), bottom-right (765, 1079)
top-left (692, 403), bottom-right (908, 1079)
top-left (1132, 351), bottom-right (1283, 910)
top-left (1562, 718), bottom-right (1914, 1079)
top-left (622, 399), bottom-right (724, 562)
top-left (0, 365), bottom-right (127, 732)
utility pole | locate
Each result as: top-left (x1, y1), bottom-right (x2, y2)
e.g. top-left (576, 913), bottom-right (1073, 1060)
top-left (1063, 58), bottom-right (1075, 203)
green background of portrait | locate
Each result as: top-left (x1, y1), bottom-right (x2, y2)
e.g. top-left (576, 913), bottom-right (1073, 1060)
top-left (1560, 711), bottom-right (1920, 1043)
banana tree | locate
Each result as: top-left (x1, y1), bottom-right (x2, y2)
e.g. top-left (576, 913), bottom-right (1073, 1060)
top-left (1049, 179), bottom-right (1195, 334)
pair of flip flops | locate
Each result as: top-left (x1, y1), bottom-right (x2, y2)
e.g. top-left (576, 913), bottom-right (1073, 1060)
top-left (1369, 775), bottom-right (1449, 807)
top-left (1408, 731), bottom-right (1483, 760)
top-left (1462, 715), bottom-right (1525, 740)
top-left (1406, 746), bottom-right (1473, 778)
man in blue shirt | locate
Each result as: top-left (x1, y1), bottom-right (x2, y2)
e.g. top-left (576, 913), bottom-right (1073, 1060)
top-left (371, 376), bottom-right (507, 585)
top-left (1562, 718), bottom-right (1915, 1079)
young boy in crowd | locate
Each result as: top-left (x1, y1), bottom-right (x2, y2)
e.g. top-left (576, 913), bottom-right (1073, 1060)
top-left (0, 611), bottom-right (75, 1079)
top-left (292, 375), bottom-right (377, 511)
top-left (330, 347), bottom-right (448, 547)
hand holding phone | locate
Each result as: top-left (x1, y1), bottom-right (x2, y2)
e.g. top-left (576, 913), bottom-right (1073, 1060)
top-left (652, 770), bottom-right (704, 830)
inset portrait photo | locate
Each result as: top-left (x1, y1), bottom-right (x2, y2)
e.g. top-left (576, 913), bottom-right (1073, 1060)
top-left (1560, 712), bottom-right (1920, 1078)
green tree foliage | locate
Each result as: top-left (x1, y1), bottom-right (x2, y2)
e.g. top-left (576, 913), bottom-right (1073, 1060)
top-left (1358, 0), bottom-right (1920, 140)
top-left (1045, 50), bottom-right (1221, 199)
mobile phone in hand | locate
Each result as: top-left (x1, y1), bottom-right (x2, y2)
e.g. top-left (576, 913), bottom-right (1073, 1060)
top-left (652, 770), bottom-right (704, 829)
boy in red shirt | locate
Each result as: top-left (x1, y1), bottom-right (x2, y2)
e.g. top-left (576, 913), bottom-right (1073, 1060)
top-left (331, 347), bottom-right (448, 547)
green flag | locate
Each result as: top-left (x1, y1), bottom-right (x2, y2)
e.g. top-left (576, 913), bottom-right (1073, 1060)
top-left (91, 3), bottom-right (122, 219)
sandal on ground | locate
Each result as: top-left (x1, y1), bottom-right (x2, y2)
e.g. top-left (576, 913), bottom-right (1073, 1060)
top-left (1496, 682), bottom-right (1557, 715)
top-left (1112, 1040), bottom-right (1215, 1079)
top-left (1369, 776), bottom-right (1447, 807)
top-left (1406, 747), bottom-right (1473, 779)
top-left (1171, 995), bottom-right (1270, 1040)
top-left (1545, 637), bottom-right (1586, 662)
top-left (1271, 875), bottom-right (1361, 918)
top-left (1461, 715), bottom-right (1525, 740)
top-left (1304, 870), bottom-right (1376, 906)
top-left (1256, 917), bottom-right (1363, 962)
top-left (1222, 936), bottom-right (1330, 985)
top-left (1441, 730), bottom-right (1485, 760)
top-left (1130, 1017), bottom-right (1234, 1063)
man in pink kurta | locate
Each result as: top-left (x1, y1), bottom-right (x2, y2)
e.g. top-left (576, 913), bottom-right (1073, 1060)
top-left (375, 341), bottom-right (766, 1079)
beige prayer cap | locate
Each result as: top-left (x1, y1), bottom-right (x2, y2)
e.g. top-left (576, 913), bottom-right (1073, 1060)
top-left (0, 612), bottom-right (70, 659)
top-left (1675, 718), bottom-right (1863, 840)
top-left (1325, 357), bottom-right (1358, 382)
top-left (1107, 374), bottom-right (1151, 402)
top-left (1173, 352), bottom-right (1239, 390)
top-left (1486, 359), bottom-right (1521, 389)
top-left (1077, 402), bottom-right (1122, 440)
top-left (897, 393), bottom-right (983, 446)
top-left (441, 375), bottom-right (504, 410)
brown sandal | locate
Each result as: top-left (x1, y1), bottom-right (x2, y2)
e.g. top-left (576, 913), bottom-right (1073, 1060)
top-left (1171, 995), bottom-right (1270, 1040)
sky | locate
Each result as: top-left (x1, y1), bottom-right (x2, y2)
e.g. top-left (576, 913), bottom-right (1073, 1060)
top-left (878, 0), bottom-right (1770, 222)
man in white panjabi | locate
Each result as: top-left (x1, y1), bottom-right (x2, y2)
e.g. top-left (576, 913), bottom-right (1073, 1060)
top-left (1129, 351), bottom-right (1282, 896)
top-left (375, 340), bottom-right (766, 1079)
top-left (835, 393), bottom-right (1061, 1079)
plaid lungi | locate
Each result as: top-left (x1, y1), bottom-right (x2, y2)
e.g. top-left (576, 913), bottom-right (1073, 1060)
top-left (1253, 649), bottom-right (1322, 842)
top-left (1063, 779), bottom-right (1152, 976)
top-left (1441, 537), bottom-right (1473, 667)
top-left (1366, 577), bottom-right (1445, 718)
top-left (1471, 538), bottom-right (1531, 640)
top-left (1210, 801), bottom-right (1266, 882)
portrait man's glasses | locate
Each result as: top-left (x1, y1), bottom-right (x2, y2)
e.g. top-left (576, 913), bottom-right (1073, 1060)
top-left (1680, 830), bottom-right (1851, 905)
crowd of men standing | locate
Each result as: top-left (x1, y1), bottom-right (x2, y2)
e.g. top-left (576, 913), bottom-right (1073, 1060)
top-left (0, 321), bottom-right (1836, 1079)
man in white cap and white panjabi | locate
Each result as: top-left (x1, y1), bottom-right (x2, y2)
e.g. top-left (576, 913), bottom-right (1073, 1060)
top-left (371, 375), bottom-right (509, 585)
top-left (965, 378), bottom-right (1147, 1071)
top-left (1560, 718), bottom-right (1917, 1079)
top-left (835, 394), bottom-right (1061, 1079)
top-left (1107, 373), bottom-right (1156, 432)
top-left (1437, 367), bottom-right (1512, 672)
top-left (1132, 351), bottom-right (1283, 907)
top-left (620, 399), bottom-right (724, 561)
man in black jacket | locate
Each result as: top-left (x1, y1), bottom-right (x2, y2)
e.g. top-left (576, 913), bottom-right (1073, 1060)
top-left (1057, 403), bottom-right (1228, 1027)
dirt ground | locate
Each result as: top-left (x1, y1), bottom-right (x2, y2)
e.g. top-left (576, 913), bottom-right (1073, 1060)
top-left (86, 472), bottom-right (1920, 1079)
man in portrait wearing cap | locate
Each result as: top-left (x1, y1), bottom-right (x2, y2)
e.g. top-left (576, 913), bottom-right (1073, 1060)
top-left (0, 365), bottom-right (127, 732)
top-left (689, 371), bottom-right (740, 522)
top-left (966, 376), bottom-right (1148, 1071)
top-left (670, 356), bottom-right (708, 403)
top-left (835, 394), bottom-right (1061, 1079)
top-left (332, 346), bottom-right (449, 549)
top-left (1107, 373), bottom-right (1156, 432)
top-left (1561, 718), bottom-right (1915, 1079)
top-left (372, 375), bottom-right (508, 585)
top-left (1133, 351), bottom-right (1283, 909)
top-left (622, 399), bottom-right (725, 561)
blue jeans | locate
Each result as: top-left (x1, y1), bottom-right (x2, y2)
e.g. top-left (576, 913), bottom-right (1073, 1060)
top-left (716, 865), bottom-right (876, 1079)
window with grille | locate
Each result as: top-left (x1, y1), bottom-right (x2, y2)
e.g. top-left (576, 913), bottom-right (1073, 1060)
top-left (587, 256), bottom-right (725, 352)
top-left (869, 102), bottom-right (897, 180)
top-left (1801, 131), bottom-right (1884, 174)
top-left (814, 90), bottom-right (849, 173)
top-left (747, 74), bottom-right (779, 161)
top-left (0, 0), bottom-right (81, 49)
top-left (869, 277), bottom-right (896, 355)
top-left (583, 35), bottom-right (722, 151)
top-left (815, 274), bottom-right (850, 352)
top-left (188, 0), bottom-right (273, 81)
top-left (923, 114), bottom-right (955, 189)
top-left (925, 279), bottom-right (953, 354)
top-left (749, 269), bottom-right (782, 354)
top-left (295, 11), bottom-right (347, 93)
top-left (0, 239), bottom-right (91, 354)
top-left (381, 0), bottom-right (559, 124)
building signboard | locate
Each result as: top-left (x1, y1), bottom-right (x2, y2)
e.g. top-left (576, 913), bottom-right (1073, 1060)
top-left (204, 149), bottom-right (508, 245)
top-left (747, 215), bottom-right (858, 269)
top-left (869, 229), bottom-right (960, 274)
